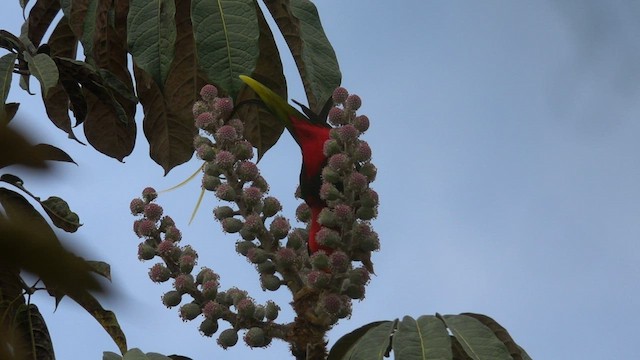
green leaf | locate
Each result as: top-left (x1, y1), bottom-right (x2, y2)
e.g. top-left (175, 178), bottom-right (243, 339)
top-left (146, 353), bottom-right (173, 360)
top-left (78, 0), bottom-right (100, 64)
top-left (440, 314), bottom-right (514, 360)
top-left (0, 53), bottom-right (18, 124)
top-left (25, 52), bottom-right (59, 97)
top-left (103, 352), bottom-right (123, 360)
top-left (87, 260), bottom-right (111, 281)
top-left (15, 304), bottom-right (55, 360)
top-left (461, 313), bottom-right (529, 360)
top-left (235, 3), bottom-right (286, 161)
top-left (191, 0), bottom-right (259, 97)
top-left (41, 195), bottom-right (82, 233)
top-left (329, 320), bottom-right (396, 360)
top-left (123, 348), bottom-right (147, 360)
top-left (264, 0), bottom-right (341, 113)
top-left (328, 321), bottom-right (391, 360)
top-left (393, 315), bottom-right (452, 360)
top-left (128, 0), bottom-right (176, 89)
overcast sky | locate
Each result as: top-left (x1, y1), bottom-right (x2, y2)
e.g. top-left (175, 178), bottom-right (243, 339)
top-left (3, 1), bottom-right (640, 359)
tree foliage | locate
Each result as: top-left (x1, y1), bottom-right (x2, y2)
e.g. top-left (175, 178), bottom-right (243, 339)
top-left (0, 1), bottom-right (532, 359)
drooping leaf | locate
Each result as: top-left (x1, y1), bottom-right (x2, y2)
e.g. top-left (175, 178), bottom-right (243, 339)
top-left (328, 321), bottom-right (391, 360)
top-left (461, 313), bottom-right (528, 360)
top-left (4, 102), bottom-right (19, 123)
top-left (27, 0), bottom-right (61, 48)
top-left (32, 143), bottom-right (76, 164)
top-left (78, 0), bottom-right (100, 64)
top-left (439, 314), bottom-right (514, 360)
top-left (191, 0), bottom-right (259, 98)
top-left (348, 320), bottom-right (396, 360)
top-left (43, 16), bottom-right (84, 139)
top-left (25, 52), bottom-right (59, 97)
top-left (41, 195), bottom-right (82, 232)
top-left (264, 0), bottom-right (341, 113)
top-left (66, 290), bottom-right (127, 354)
top-left (15, 304), bottom-right (55, 360)
top-left (0, 30), bottom-right (26, 53)
top-left (68, 0), bottom-right (88, 38)
top-left (393, 315), bottom-right (452, 360)
top-left (128, 0), bottom-right (176, 90)
top-left (235, 3), bottom-right (286, 161)
top-left (135, 0), bottom-right (205, 173)
top-left (0, 53), bottom-right (18, 124)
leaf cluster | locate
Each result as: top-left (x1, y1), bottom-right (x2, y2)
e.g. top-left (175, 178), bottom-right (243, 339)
top-left (2, 0), bottom-right (342, 173)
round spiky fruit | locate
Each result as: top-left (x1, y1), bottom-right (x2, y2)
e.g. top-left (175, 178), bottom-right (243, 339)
top-left (244, 327), bottom-right (268, 348)
top-left (217, 329), bottom-right (239, 349)
top-left (199, 318), bottom-right (219, 337)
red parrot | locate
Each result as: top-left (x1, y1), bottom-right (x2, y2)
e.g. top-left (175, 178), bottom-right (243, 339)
top-left (240, 75), bottom-right (333, 254)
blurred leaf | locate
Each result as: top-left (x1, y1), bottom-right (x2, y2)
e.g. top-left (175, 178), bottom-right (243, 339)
top-left (0, 125), bottom-right (48, 169)
top-left (103, 352), bottom-right (123, 360)
top-left (393, 315), bottom-right (452, 360)
top-left (328, 321), bottom-right (394, 360)
top-left (0, 53), bottom-right (18, 124)
top-left (87, 260), bottom-right (111, 281)
top-left (0, 188), bottom-right (103, 296)
top-left (168, 355), bottom-right (193, 360)
top-left (191, 0), bottom-right (259, 97)
top-left (439, 314), bottom-right (513, 360)
top-left (4, 102), bottom-right (19, 123)
top-left (0, 174), bottom-right (24, 186)
top-left (123, 349), bottom-right (147, 360)
top-left (27, 0), bottom-right (61, 48)
top-left (235, 3), bottom-right (286, 161)
top-left (41, 196), bottom-right (81, 232)
top-left (264, 0), bottom-right (340, 113)
top-left (25, 52), bottom-right (59, 97)
top-left (128, 0), bottom-right (176, 90)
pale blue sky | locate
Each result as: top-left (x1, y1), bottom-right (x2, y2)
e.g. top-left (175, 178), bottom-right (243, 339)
top-left (3, 1), bottom-right (640, 359)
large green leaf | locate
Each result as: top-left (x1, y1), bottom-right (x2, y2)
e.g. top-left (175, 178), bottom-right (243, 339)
top-left (128, 0), bottom-right (176, 90)
top-left (440, 314), bottom-right (514, 360)
top-left (264, 0), bottom-right (341, 113)
top-left (328, 321), bottom-right (391, 360)
top-left (235, 2), bottom-right (286, 161)
top-left (393, 315), bottom-right (452, 360)
top-left (135, 0), bottom-right (203, 174)
top-left (336, 320), bottom-right (396, 360)
top-left (14, 304), bottom-right (55, 360)
top-left (191, 0), bottom-right (259, 98)
top-left (0, 53), bottom-right (18, 123)
top-left (461, 313), bottom-right (529, 360)
top-left (25, 52), bottom-right (59, 97)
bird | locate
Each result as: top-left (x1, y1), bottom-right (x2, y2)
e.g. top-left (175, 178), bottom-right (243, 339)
top-left (239, 75), bottom-right (334, 255)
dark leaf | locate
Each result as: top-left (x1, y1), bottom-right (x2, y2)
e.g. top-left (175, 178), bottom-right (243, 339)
top-left (82, 87), bottom-right (136, 161)
top-left (264, 0), bottom-right (341, 113)
top-left (77, 0), bottom-right (99, 64)
top-left (235, 3), bottom-right (286, 161)
top-left (32, 143), bottom-right (76, 164)
top-left (191, 0), bottom-right (259, 97)
top-left (0, 125), bottom-right (48, 169)
top-left (0, 30), bottom-right (26, 53)
top-left (0, 188), bottom-right (102, 296)
top-left (41, 195), bottom-right (81, 233)
top-left (328, 321), bottom-right (395, 360)
top-left (168, 356), bottom-right (193, 360)
top-left (0, 53), bottom-right (18, 124)
top-left (68, 0), bottom-right (89, 39)
top-left (4, 102), bottom-right (19, 123)
top-left (27, 0), bottom-right (61, 48)
top-left (0, 174), bottom-right (24, 186)
top-left (15, 304), bottom-right (55, 360)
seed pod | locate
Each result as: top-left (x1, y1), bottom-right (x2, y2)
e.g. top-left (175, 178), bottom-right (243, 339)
top-left (162, 291), bottom-right (182, 308)
top-left (217, 328), bottom-right (239, 349)
top-left (199, 318), bottom-right (219, 337)
top-left (179, 302), bottom-right (202, 321)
